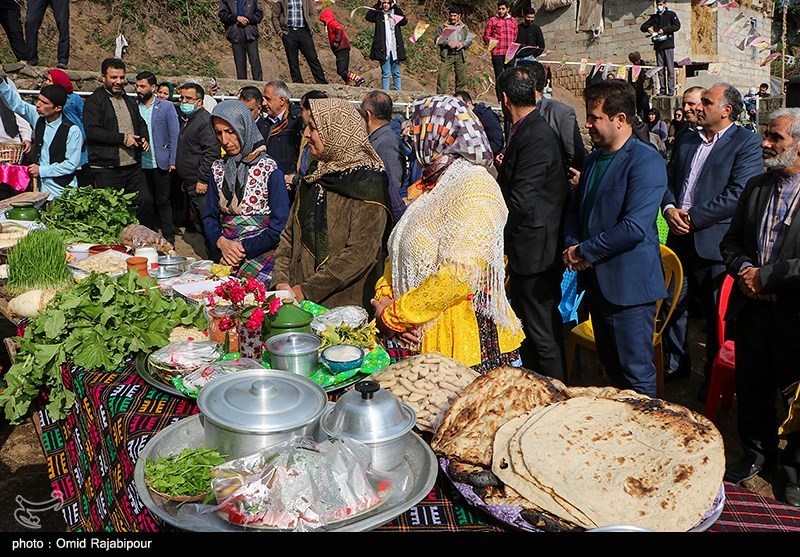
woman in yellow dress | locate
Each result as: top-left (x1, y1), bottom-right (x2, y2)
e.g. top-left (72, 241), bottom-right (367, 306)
top-left (371, 95), bottom-right (524, 373)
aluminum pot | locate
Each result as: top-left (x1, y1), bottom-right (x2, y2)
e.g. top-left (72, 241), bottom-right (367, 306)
top-left (265, 332), bottom-right (321, 378)
top-left (320, 380), bottom-right (416, 471)
top-left (197, 369), bottom-right (328, 459)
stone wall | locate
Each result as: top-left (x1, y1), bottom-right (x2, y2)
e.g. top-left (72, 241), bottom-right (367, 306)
top-left (536, 0), bottom-right (772, 97)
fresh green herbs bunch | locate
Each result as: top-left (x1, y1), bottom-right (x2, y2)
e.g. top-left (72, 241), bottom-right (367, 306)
top-left (5, 228), bottom-right (72, 296)
top-left (0, 271), bottom-right (207, 423)
top-left (145, 448), bottom-right (227, 502)
top-left (41, 187), bottom-right (138, 244)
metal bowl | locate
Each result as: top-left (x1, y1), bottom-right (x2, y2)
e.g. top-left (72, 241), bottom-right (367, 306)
top-left (265, 332), bottom-right (321, 378)
top-left (320, 380), bottom-right (416, 471)
top-left (158, 255), bottom-right (188, 271)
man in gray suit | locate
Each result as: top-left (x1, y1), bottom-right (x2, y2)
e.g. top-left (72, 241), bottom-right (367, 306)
top-left (516, 60), bottom-right (585, 175)
top-left (660, 83), bottom-right (763, 401)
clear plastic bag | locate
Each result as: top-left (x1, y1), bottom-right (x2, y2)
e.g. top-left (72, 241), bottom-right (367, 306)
top-left (148, 341), bottom-right (224, 373)
top-left (120, 224), bottom-right (176, 254)
top-left (209, 437), bottom-right (392, 531)
top-left (173, 357), bottom-right (264, 398)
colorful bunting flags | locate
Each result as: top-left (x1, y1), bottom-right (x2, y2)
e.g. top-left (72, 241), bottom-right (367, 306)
top-left (409, 21), bottom-right (429, 44)
top-left (579, 57), bottom-right (589, 77)
top-left (504, 43), bottom-right (521, 64)
top-left (631, 65), bottom-right (642, 81)
top-left (645, 66), bottom-right (662, 79)
top-left (555, 54), bottom-right (571, 72)
top-left (760, 52), bottom-right (780, 67)
top-left (591, 59), bottom-right (603, 77)
top-left (615, 64), bottom-right (628, 79)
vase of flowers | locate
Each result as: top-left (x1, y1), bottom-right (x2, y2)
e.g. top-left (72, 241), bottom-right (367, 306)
top-left (208, 277), bottom-right (284, 359)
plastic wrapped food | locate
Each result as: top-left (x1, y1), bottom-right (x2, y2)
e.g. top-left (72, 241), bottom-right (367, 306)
top-left (311, 305), bottom-right (369, 335)
top-left (173, 357), bottom-right (264, 398)
top-left (148, 341), bottom-right (224, 377)
top-left (210, 437), bottom-right (391, 531)
top-left (120, 224), bottom-right (175, 254)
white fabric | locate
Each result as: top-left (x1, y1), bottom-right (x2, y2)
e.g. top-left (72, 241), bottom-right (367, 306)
top-left (387, 158), bottom-right (519, 335)
top-left (384, 12), bottom-right (397, 61)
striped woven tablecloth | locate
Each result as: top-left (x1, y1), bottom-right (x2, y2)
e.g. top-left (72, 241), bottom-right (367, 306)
top-left (35, 356), bottom-right (800, 533)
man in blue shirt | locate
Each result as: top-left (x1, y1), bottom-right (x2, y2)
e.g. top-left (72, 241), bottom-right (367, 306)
top-left (0, 73), bottom-right (82, 199)
top-left (136, 71), bottom-right (181, 242)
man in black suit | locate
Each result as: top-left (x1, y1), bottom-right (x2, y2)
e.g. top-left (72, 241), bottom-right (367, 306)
top-left (496, 65), bottom-right (569, 381)
top-left (660, 83), bottom-right (762, 401)
top-left (720, 108), bottom-right (800, 507)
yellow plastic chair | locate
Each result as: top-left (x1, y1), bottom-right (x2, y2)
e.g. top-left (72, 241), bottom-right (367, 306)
top-left (564, 244), bottom-right (683, 398)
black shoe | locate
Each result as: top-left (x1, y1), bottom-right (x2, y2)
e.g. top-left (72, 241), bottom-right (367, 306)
top-left (56, 62), bottom-right (67, 69)
top-left (724, 458), bottom-right (764, 484)
top-left (664, 366), bottom-right (691, 383)
top-left (784, 484), bottom-right (800, 507)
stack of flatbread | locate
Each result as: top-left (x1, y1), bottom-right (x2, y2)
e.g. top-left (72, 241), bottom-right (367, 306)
top-left (432, 368), bottom-right (726, 532)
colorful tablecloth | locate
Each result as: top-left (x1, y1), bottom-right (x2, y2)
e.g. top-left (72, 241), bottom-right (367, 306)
top-left (36, 356), bottom-right (800, 533)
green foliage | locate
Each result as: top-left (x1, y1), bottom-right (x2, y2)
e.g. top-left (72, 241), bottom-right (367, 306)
top-left (41, 187), bottom-right (138, 244)
top-left (0, 271), bottom-right (206, 424)
top-left (6, 228), bottom-right (73, 297)
top-left (145, 448), bottom-right (227, 500)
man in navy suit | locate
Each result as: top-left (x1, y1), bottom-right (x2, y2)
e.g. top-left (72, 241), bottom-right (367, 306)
top-left (660, 83), bottom-right (763, 400)
top-left (136, 71), bottom-right (181, 243)
top-left (563, 79), bottom-right (667, 397)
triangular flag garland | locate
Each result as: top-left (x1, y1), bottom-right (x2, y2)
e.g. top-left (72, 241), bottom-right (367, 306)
top-left (760, 52), bottom-right (781, 67)
top-left (504, 42), bottom-right (521, 64)
top-left (631, 65), bottom-right (642, 81)
top-left (591, 59), bottom-right (603, 77)
top-left (579, 57), bottom-right (589, 77)
top-left (555, 54), bottom-right (571, 71)
top-left (601, 62), bottom-right (612, 79)
top-left (409, 21), bottom-right (429, 44)
top-left (645, 66), bottom-right (663, 79)
top-left (722, 13), bottom-right (745, 38)
top-left (615, 64), bottom-right (628, 79)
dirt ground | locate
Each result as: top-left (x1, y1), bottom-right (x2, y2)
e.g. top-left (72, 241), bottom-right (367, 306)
top-left (0, 225), bottom-right (781, 532)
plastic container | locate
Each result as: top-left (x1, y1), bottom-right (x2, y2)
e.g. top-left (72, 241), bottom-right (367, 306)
top-left (135, 247), bottom-right (159, 269)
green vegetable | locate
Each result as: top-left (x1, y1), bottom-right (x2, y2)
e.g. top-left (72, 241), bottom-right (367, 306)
top-left (0, 271), bottom-right (207, 424)
top-left (145, 448), bottom-right (227, 501)
top-left (41, 187), bottom-right (138, 244)
top-left (319, 320), bottom-right (379, 350)
top-left (5, 228), bottom-right (72, 297)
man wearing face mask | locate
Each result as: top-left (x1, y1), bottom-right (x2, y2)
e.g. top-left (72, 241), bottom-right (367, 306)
top-left (640, 0), bottom-right (681, 96)
top-left (175, 82), bottom-right (220, 258)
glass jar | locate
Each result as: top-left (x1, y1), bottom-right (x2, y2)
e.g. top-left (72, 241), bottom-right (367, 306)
top-left (205, 305), bottom-right (239, 353)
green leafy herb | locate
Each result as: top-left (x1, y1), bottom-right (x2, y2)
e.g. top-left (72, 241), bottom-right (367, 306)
top-left (41, 187), bottom-right (138, 244)
top-left (5, 228), bottom-right (72, 296)
top-left (319, 320), bottom-right (379, 350)
top-left (0, 271), bottom-right (207, 424)
top-left (145, 448), bottom-right (227, 499)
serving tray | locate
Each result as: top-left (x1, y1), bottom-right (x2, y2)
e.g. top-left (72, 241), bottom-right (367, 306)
top-left (133, 415), bottom-right (438, 532)
top-left (135, 352), bottom-right (189, 399)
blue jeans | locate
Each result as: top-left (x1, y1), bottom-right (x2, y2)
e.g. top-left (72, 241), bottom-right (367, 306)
top-left (380, 55), bottom-right (401, 91)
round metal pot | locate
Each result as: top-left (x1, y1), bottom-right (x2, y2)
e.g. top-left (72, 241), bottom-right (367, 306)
top-left (197, 369), bottom-right (328, 459)
top-left (320, 380), bottom-right (416, 471)
top-left (265, 332), bottom-right (321, 378)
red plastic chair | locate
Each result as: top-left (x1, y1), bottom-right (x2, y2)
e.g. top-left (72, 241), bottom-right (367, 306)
top-left (704, 274), bottom-right (736, 422)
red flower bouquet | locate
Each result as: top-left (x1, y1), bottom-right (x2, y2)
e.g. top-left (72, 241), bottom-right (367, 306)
top-left (207, 277), bottom-right (285, 357)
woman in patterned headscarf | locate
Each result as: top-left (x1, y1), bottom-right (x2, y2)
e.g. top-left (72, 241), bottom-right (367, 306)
top-left (203, 100), bottom-right (290, 283)
top-left (271, 97), bottom-right (391, 309)
top-left (371, 95), bottom-right (524, 373)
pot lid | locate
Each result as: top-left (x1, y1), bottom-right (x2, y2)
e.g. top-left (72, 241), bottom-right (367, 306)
top-left (271, 303), bottom-right (313, 327)
top-left (265, 332), bottom-right (320, 355)
top-left (197, 369), bottom-right (327, 434)
top-left (320, 380), bottom-right (416, 443)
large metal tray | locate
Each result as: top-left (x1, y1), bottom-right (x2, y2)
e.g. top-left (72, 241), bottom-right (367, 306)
top-left (135, 352), bottom-right (188, 399)
top-left (133, 415), bottom-right (438, 532)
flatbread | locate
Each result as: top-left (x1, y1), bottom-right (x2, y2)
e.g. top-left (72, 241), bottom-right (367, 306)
top-left (431, 366), bottom-right (568, 467)
top-left (514, 396), bottom-right (725, 531)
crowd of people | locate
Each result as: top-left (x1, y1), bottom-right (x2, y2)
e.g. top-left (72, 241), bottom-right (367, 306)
top-left (1, 0), bottom-right (799, 511)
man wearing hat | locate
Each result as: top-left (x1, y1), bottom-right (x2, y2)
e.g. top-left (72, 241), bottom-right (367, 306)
top-left (43, 67), bottom-right (90, 184)
top-left (0, 71), bottom-right (83, 199)
top-left (435, 5), bottom-right (472, 95)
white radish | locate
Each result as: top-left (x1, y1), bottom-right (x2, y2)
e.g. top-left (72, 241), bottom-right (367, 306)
top-left (8, 289), bottom-right (57, 318)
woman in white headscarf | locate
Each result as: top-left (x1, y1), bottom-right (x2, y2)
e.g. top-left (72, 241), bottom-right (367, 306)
top-left (203, 100), bottom-right (290, 282)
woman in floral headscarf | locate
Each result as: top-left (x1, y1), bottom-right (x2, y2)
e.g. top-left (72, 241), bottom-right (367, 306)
top-left (371, 95), bottom-right (524, 373)
top-left (203, 100), bottom-right (290, 283)
top-left (271, 98), bottom-right (391, 309)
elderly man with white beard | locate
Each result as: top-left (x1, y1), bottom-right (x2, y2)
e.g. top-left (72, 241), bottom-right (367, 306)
top-left (720, 108), bottom-right (800, 507)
